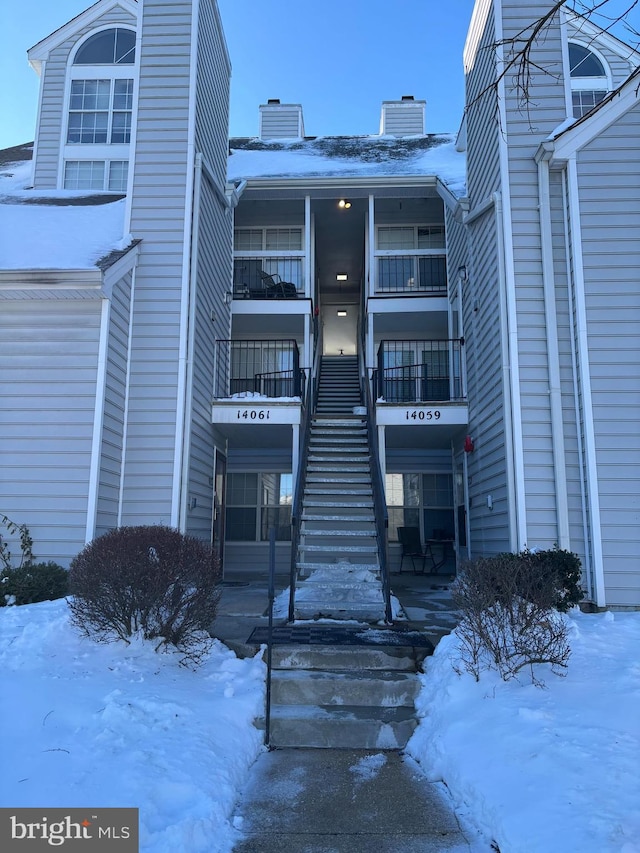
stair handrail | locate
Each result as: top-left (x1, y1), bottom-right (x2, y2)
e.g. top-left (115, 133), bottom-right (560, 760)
top-left (288, 326), bottom-right (322, 622)
top-left (359, 351), bottom-right (392, 623)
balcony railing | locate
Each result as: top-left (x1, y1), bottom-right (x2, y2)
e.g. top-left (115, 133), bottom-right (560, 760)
top-left (374, 339), bottom-right (465, 402)
top-left (214, 339), bottom-right (305, 399)
top-left (233, 257), bottom-right (304, 299)
top-left (375, 255), bottom-right (447, 294)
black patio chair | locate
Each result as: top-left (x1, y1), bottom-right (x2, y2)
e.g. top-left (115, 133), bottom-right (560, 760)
top-left (397, 526), bottom-right (436, 574)
top-left (260, 270), bottom-right (298, 298)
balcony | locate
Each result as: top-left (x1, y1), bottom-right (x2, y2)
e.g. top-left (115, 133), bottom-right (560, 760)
top-left (214, 339), bottom-right (305, 400)
top-left (374, 339), bottom-right (465, 402)
top-left (375, 256), bottom-right (447, 295)
top-left (233, 257), bottom-right (304, 300)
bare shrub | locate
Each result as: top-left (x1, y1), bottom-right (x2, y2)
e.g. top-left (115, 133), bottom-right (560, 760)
top-left (453, 550), bottom-right (575, 684)
top-left (68, 526), bottom-right (221, 666)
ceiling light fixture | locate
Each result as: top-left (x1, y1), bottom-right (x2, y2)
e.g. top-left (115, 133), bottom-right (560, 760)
top-left (336, 274), bottom-right (348, 281)
top-left (337, 310), bottom-right (347, 317)
top-left (338, 199), bottom-right (351, 209)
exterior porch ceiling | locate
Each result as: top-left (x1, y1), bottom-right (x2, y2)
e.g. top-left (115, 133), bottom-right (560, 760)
top-left (373, 310), bottom-right (448, 336)
top-left (231, 312), bottom-right (305, 336)
top-left (237, 176), bottom-right (441, 203)
top-left (383, 422), bottom-right (468, 451)
top-left (214, 422), bottom-right (297, 449)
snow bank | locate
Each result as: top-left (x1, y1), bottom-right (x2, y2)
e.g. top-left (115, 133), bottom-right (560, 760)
top-left (0, 599), bottom-right (266, 853)
top-left (407, 610), bottom-right (640, 853)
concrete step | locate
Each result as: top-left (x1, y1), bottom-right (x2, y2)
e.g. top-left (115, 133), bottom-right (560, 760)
top-left (301, 513), bottom-right (375, 523)
top-left (306, 475), bottom-right (371, 484)
top-left (304, 487), bottom-right (372, 496)
top-left (270, 669), bottom-right (420, 706)
top-left (293, 602), bottom-right (386, 621)
top-left (296, 561), bottom-right (380, 574)
top-left (269, 644), bottom-right (428, 671)
top-left (264, 705), bottom-right (417, 749)
top-left (307, 454), bottom-right (370, 463)
top-left (298, 543), bottom-right (378, 554)
top-left (302, 499), bottom-right (374, 508)
top-left (301, 528), bottom-right (376, 538)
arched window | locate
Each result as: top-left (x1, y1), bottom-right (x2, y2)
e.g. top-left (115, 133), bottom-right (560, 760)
top-left (569, 42), bottom-right (609, 118)
top-left (63, 27), bottom-right (135, 191)
top-left (74, 28), bottom-right (135, 65)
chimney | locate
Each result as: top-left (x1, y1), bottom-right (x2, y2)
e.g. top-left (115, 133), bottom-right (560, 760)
top-left (379, 95), bottom-right (426, 136)
top-left (259, 100), bottom-right (305, 140)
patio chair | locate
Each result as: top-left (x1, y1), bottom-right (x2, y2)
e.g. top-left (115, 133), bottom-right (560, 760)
top-left (260, 270), bottom-right (298, 298)
top-left (397, 526), bottom-right (436, 574)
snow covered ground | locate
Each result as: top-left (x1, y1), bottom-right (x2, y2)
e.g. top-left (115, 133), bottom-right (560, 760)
top-left (1, 598), bottom-right (638, 853)
top-left (407, 609), bottom-right (640, 853)
top-left (0, 599), bottom-right (265, 853)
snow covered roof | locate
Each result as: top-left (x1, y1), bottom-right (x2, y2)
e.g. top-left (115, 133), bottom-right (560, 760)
top-left (228, 134), bottom-right (467, 196)
top-left (0, 146), bottom-right (129, 271)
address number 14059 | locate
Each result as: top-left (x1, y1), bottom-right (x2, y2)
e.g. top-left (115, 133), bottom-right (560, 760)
top-left (405, 410), bottom-right (441, 420)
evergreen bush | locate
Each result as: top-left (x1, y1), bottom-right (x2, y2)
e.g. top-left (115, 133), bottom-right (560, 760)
top-left (0, 561), bottom-right (68, 606)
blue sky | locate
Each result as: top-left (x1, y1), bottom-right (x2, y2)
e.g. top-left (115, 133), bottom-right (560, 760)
top-left (1, 0), bottom-right (638, 149)
top-left (0, 0), bottom-right (474, 149)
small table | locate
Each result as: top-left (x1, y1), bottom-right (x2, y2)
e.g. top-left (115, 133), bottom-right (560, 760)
top-left (425, 539), bottom-right (455, 572)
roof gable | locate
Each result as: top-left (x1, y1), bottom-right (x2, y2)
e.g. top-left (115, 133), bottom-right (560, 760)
top-left (28, 0), bottom-right (137, 70)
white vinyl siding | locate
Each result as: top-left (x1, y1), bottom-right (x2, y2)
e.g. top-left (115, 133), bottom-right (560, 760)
top-left (0, 299), bottom-right (102, 566)
top-left (575, 105), bottom-right (640, 605)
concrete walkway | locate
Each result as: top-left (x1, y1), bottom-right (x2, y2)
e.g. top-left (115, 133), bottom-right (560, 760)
top-left (230, 748), bottom-right (489, 853)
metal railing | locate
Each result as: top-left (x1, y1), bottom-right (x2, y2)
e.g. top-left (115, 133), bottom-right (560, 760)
top-left (375, 255), bottom-right (447, 294)
top-left (233, 257), bottom-right (304, 299)
top-left (359, 349), bottom-right (392, 624)
top-left (288, 326), bottom-right (321, 622)
top-left (214, 339), bottom-right (304, 399)
top-left (374, 339), bottom-right (465, 402)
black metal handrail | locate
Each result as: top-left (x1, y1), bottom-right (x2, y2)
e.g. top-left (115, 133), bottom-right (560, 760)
top-left (213, 339), bottom-right (301, 399)
top-left (287, 331), bottom-right (321, 622)
top-left (359, 351), bottom-right (392, 623)
top-left (375, 338), bottom-right (465, 402)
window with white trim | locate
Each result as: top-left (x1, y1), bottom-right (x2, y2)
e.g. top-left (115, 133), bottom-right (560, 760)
top-left (234, 228), bottom-right (303, 251)
top-left (63, 159), bottom-right (129, 192)
top-left (67, 78), bottom-right (133, 144)
top-left (386, 473), bottom-right (454, 542)
top-left (569, 42), bottom-right (609, 118)
top-left (225, 473), bottom-right (293, 541)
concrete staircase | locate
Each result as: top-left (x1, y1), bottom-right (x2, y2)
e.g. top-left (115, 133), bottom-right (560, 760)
top-left (266, 637), bottom-right (431, 748)
top-left (261, 355), bottom-right (431, 749)
top-left (293, 355), bottom-right (385, 622)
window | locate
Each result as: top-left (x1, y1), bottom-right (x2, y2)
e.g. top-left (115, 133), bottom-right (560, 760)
top-left (67, 79), bottom-right (133, 144)
top-left (225, 473), bottom-right (292, 541)
top-left (386, 473), bottom-right (454, 542)
top-left (74, 28), bottom-right (136, 65)
top-left (63, 160), bottom-right (128, 191)
top-left (234, 228), bottom-right (302, 251)
top-left (376, 225), bottom-right (447, 293)
top-left (569, 42), bottom-right (609, 118)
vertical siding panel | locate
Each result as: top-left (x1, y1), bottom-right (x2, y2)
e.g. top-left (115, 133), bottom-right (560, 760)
top-left (122, 0), bottom-right (195, 526)
top-left (96, 271), bottom-right (133, 534)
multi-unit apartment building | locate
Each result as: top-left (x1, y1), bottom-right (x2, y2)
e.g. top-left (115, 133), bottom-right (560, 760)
top-left (1, 0), bottom-right (638, 609)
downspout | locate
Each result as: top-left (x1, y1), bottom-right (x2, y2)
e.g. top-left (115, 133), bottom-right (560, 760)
top-left (563, 163), bottom-right (606, 604)
top-left (537, 148), bottom-right (570, 549)
top-left (85, 297), bottom-right (112, 543)
top-left (493, 192), bottom-right (519, 551)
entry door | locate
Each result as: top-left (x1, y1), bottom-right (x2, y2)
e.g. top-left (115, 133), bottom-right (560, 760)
top-left (213, 451), bottom-right (227, 564)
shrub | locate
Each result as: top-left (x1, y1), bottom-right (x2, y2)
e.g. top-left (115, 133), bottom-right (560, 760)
top-left (452, 548), bottom-right (581, 684)
top-left (1, 561), bottom-right (68, 606)
top-left (68, 525), bottom-right (221, 666)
